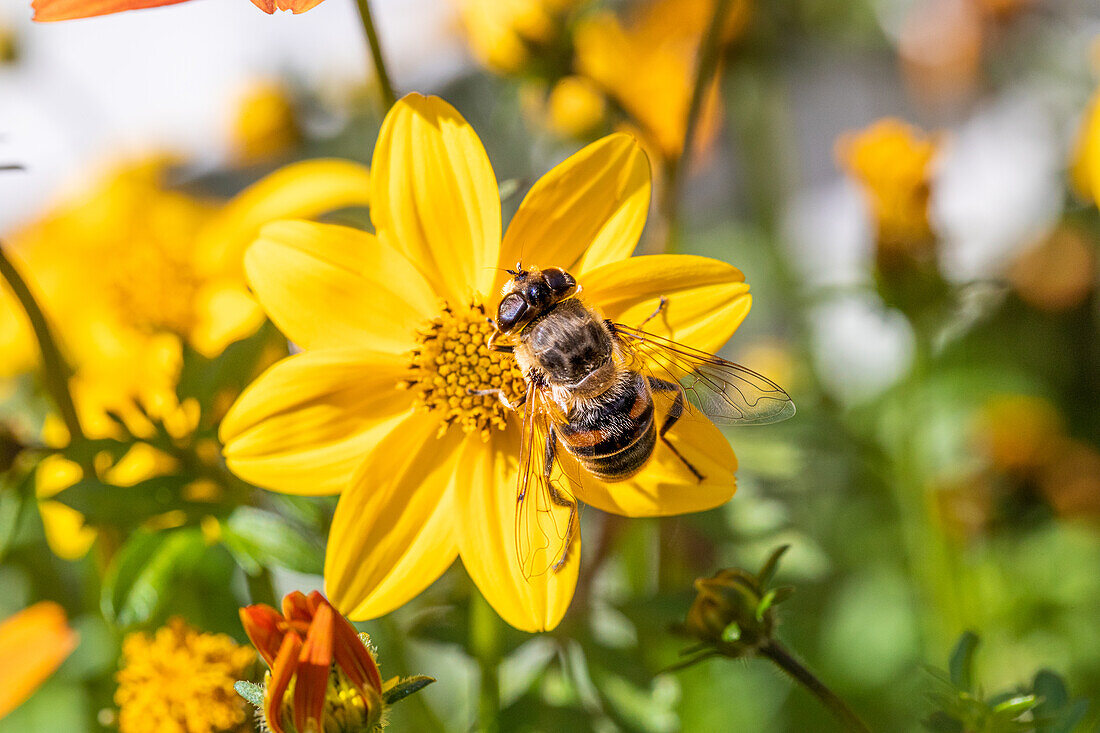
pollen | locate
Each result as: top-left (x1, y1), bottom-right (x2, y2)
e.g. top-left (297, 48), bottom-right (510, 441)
top-left (403, 301), bottom-right (527, 439)
top-left (114, 617), bottom-right (256, 733)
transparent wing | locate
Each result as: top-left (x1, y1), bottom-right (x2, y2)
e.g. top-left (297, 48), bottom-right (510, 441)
top-left (515, 384), bottom-right (578, 580)
top-left (612, 323), bottom-right (796, 426)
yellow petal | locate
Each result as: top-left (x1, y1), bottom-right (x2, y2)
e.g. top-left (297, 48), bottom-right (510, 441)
top-left (498, 133), bottom-right (650, 286)
top-left (220, 348), bottom-right (413, 495)
top-left (245, 220), bottom-right (437, 352)
top-left (569, 400), bottom-right (736, 517)
top-left (190, 282), bottom-right (267, 358)
top-left (0, 602), bottom-right (78, 721)
top-left (370, 93), bottom-right (502, 302)
top-left (39, 501), bottom-right (97, 561)
top-left (325, 413), bottom-right (462, 619)
top-left (455, 428), bottom-right (579, 632)
top-left (199, 158), bottom-right (372, 279)
top-left (582, 254), bottom-right (751, 354)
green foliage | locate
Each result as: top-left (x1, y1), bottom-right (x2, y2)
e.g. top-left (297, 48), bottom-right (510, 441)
top-left (925, 633), bottom-right (1090, 733)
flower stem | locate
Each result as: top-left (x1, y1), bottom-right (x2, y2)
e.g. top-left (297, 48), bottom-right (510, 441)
top-left (0, 243), bottom-right (86, 448)
top-left (759, 640), bottom-right (870, 733)
top-left (663, 0), bottom-right (733, 252)
top-left (353, 0), bottom-right (397, 111)
top-left (470, 591), bottom-right (501, 733)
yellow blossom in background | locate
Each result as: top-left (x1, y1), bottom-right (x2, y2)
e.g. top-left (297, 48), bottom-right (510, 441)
top-left (1070, 85), bottom-right (1100, 204)
top-left (220, 93), bottom-right (752, 631)
top-left (574, 0), bottom-right (751, 160)
top-left (836, 118), bottom-right (939, 250)
top-left (0, 22), bottom-right (18, 64)
top-left (0, 601), bottom-right (78, 720)
top-left (1009, 226), bottom-right (1097, 313)
top-left (455, 0), bottom-right (576, 75)
top-left (115, 617), bottom-right (256, 733)
top-left (545, 75), bottom-right (607, 138)
top-left (231, 80), bottom-right (302, 165)
top-left (1, 155), bottom-right (372, 558)
top-left (974, 394), bottom-right (1062, 476)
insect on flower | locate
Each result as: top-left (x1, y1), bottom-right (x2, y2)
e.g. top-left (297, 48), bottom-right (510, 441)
top-left (486, 265), bottom-right (796, 578)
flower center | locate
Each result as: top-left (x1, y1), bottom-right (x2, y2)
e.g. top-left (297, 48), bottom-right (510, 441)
top-left (402, 301), bottom-right (527, 439)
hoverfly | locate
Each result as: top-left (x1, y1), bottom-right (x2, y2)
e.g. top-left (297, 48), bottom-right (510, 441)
top-left (484, 265), bottom-right (795, 579)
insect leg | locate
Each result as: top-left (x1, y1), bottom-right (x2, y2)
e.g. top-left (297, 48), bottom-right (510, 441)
top-left (466, 387), bottom-right (526, 411)
top-left (543, 428), bottom-right (578, 572)
top-left (647, 376), bottom-right (705, 482)
top-left (486, 330), bottom-right (514, 354)
top-left (636, 296), bottom-right (669, 330)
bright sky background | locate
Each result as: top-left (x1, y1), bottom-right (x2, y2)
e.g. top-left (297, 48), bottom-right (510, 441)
top-left (0, 0), bottom-right (465, 230)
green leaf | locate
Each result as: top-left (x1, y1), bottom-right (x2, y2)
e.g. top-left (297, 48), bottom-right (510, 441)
top-left (177, 322), bottom-right (283, 416)
top-left (755, 590), bottom-right (777, 622)
top-left (757, 544), bottom-right (790, 588)
top-left (721, 622), bottom-right (741, 642)
top-left (948, 631), bottom-right (980, 692)
top-left (234, 681), bottom-right (265, 709)
top-left (991, 694), bottom-right (1038, 718)
top-left (101, 527), bottom-right (208, 627)
top-left (55, 475), bottom-right (209, 528)
top-left (383, 676), bottom-right (436, 705)
top-left (221, 506), bottom-right (324, 575)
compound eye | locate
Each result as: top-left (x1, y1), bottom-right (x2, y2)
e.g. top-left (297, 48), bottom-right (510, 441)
top-left (542, 267), bottom-right (576, 296)
top-left (525, 280), bottom-right (552, 307)
top-left (497, 293), bottom-right (528, 331)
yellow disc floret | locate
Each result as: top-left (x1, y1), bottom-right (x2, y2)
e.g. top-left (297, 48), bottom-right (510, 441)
top-left (115, 617), bottom-right (256, 733)
top-left (403, 301), bottom-right (527, 439)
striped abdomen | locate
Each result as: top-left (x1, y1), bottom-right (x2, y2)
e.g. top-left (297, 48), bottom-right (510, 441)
top-left (556, 372), bottom-right (656, 481)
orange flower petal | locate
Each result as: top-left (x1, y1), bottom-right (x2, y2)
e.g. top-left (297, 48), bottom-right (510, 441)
top-left (32, 0), bottom-right (189, 21)
top-left (329, 600), bottom-right (383, 694)
top-left (293, 604), bottom-right (335, 733)
top-left (263, 633), bottom-right (303, 733)
top-left (239, 604), bottom-right (286, 668)
top-left (250, 0), bottom-right (325, 12)
top-left (281, 591), bottom-right (314, 627)
top-left (0, 602), bottom-right (78, 720)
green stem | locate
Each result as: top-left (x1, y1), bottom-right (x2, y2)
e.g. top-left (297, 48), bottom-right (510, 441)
top-left (0, 243), bottom-right (86, 448)
top-left (353, 0), bottom-right (397, 111)
top-left (470, 591), bottom-right (501, 733)
top-left (663, 0), bottom-right (733, 252)
top-left (760, 640), bottom-right (871, 733)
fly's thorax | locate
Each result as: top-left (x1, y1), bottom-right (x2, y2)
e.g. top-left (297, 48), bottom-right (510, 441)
top-left (517, 298), bottom-right (616, 389)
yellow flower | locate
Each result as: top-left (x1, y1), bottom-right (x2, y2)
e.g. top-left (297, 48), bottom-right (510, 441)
top-left (455, 0), bottom-right (576, 75)
top-left (231, 80), bottom-right (302, 165)
top-left (0, 602), bottom-right (78, 721)
top-left (115, 617), bottom-right (256, 733)
top-left (1070, 87), bottom-right (1100, 204)
top-left (2, 155), bottom-right (372, 557)
top-left (974, 394), bottom-right (1062, 476)
top-left (574, 0), bottom-right (751, 160)
top-left (836, 118), bottom-right (939, 250)
top-left (546, 75), bottom-right (607, 138)
top-left (220, 93), bottom-right (752, 631)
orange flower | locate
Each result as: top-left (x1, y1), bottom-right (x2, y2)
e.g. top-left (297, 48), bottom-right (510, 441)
top-left (0, 602), bottom-right (78, 720)
top-left (32, 0), bottom-right (324, 22)
top-left (240, 591), bottom-right (384, 733)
